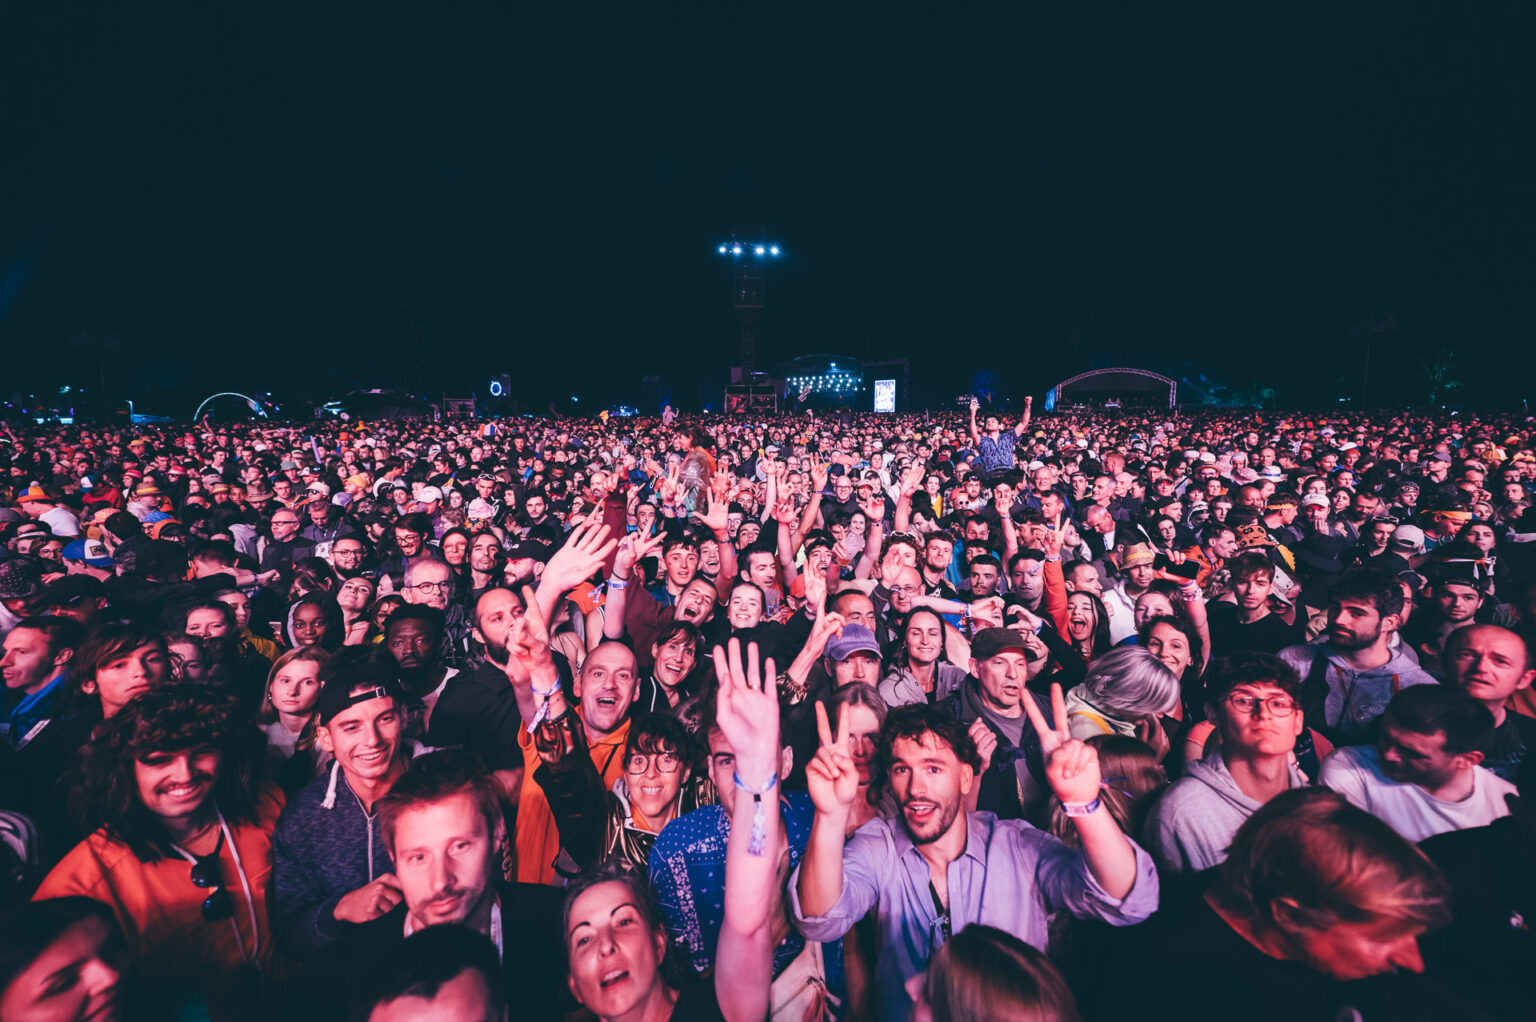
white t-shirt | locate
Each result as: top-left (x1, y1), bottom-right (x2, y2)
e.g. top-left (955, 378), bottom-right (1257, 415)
top-left (1319, 744), bottom-right (1515, 842)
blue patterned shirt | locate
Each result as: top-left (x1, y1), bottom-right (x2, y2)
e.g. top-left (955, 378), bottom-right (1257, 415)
top-left (649, 792), bottom-right (844, 998)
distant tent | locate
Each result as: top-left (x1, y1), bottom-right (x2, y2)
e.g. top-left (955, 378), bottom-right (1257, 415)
top-left (1048, 368), bottom-right (1177, 410)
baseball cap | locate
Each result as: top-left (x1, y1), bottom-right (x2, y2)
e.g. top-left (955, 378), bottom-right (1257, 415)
top-left (825, 623), bottom-right (881, 662)
top-left (1390, 524), bottom-right (1425, 554)
top-left (416, 486), bottom-right (444, 503)
top-left (969, 627), bottom-right (1027, 662)
top-left (1299, 493), bottom-right (1330, 509)
top-left (63, 538), bottom-right (114, 568)
top-left (316, 673), bottom-right (407, 726)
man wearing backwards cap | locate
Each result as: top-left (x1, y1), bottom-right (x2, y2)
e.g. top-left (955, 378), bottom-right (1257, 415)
top-left (272, 648), bottom-right (413, 957)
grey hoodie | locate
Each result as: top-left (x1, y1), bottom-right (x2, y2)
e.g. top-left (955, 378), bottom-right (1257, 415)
top-left (1278, 641), bottom-right (1436, 743)
top-left (1144, 752), bottom-right (1308, 874)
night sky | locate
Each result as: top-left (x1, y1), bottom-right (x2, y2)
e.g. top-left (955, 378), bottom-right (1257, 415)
top-left (1, 4), bottom-right (1531, 415)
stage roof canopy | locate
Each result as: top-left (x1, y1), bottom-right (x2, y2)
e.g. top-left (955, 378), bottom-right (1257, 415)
top-left (1049, 367), bottom-right (1177, 410)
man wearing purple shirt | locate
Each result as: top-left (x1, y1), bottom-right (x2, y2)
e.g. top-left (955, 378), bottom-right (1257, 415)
top-left (790, 692), bottom-right (1159, 1022)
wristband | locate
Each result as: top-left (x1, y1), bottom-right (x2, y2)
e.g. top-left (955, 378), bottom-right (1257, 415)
top-left (529, 681), bottom-right (561, 727)
top-left (732, 770), bottom-right (779, 856)
top-left (606, 577), bottom-right (628, 590)
top-left (1060, 797), bottom-right (1101, 817)
top-left (1045, 555), bottom-right (1062, 563)
top-left (961, 604), bottom-right (972, 619)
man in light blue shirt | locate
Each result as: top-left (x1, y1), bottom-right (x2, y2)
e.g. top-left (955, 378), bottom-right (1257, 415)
top-left (791, 692), bottom-right (1158, 1022)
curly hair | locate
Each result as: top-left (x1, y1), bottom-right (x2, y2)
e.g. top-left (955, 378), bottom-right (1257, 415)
top-left (68, 683), bottom-right (268, 862)
top-left (869, 703), bottom-right (982, 806)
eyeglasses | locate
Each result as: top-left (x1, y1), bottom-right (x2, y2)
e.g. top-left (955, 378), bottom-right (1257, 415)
top-left (888, 584), bottom-right (920, 596)
top-left (408, 580), bottom-right (453, 593)
top-left (1226, 693), bottom-right (1299, 717)
top-left (187, 830), bottom-right (234, 922)
top-left (625, 751), bottom-right (682, 775)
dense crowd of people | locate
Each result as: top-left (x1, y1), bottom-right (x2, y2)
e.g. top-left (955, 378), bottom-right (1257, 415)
top-left (1, 400), bottom-right (1533, 1021)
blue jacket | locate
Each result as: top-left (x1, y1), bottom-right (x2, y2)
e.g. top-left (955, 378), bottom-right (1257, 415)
top-left (271, 760), bottom-right (395, 957)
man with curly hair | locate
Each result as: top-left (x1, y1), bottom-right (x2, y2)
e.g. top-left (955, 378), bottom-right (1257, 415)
top-left (34, 683), bottom-right (283, 1016)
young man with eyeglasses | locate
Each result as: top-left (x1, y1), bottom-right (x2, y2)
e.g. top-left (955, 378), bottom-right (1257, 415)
top-left (1146, 652), bottom-right (1312, 874)
top-left (35, 684), bottom-right (282, 1017)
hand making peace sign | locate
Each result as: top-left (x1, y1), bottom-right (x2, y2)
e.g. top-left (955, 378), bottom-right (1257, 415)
top-left (1022, 682), bottom-right (1102, 804)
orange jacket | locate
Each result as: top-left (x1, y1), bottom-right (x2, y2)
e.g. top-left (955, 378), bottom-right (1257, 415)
top-left (35, 787), bottom-right (284, 1013)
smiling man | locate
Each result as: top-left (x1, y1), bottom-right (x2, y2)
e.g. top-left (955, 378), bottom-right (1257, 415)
top-left (793, 698), bottom-right (1157, 1022)
top-left (273, 650), bottom-right (411, 957)
top-left (34, 684), bottom-right (282, 1018)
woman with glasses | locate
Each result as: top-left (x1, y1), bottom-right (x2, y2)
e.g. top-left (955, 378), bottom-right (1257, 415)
top-left (35, 684), bottom-right (280, 1018)
top-left (1144, 652), bottom-right (1313, 874)
top-left (533, 711), bottom-right (713, 876)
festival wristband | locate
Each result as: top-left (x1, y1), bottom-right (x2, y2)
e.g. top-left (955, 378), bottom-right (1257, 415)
top-left (528, 681), bottom-right (561, 727)
top-left (606, 577), bottom-right (628, 590)
top-left (732, 770), bottom-right (779, 856)
top-left (1060, 797), bottom-right (1101, 817)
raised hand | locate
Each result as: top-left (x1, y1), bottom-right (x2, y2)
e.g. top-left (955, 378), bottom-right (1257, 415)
top-left (802, 567), bottom-right (828, 616)
top-left (809, 460), bottom-right (830, 493)
top-left (657, 463), bottom-right (682, 506)
top-left (693, 488), bottom-right (729, 536)
top-left (969, 595), bottom-right (1004, 629)
top-left (806, 701), bottom-right (860, 817)
top-left (333, 874), bottom-right (404, 924)
top-left (860, 492), bottom-right (884, 523)
top-left (502, 584), bottom-right (554, 681)
top-left (1041, 522), bottom-right (1064, 560)
top-left (612, 529), bottom-right (664, 580)
top-left (710, 638), bottom-right (781, 771)
top-left (541, 520), bottom-right (618, 595)
top-left (899, 461), bottom-right (926, 499)
top-left (1021, 682), bottom-right (1102, 804)
top-left (771, 498), bottom-right (799, 525)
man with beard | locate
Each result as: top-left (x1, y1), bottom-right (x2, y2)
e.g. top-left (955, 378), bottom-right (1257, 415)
top-left (1320, 685), bottom-right (1514, 842)
top-left (919, 531), bottom-right (960, 600)
top-left (1279, 568), bottom-right (1435, 744)
top-left (329, 535), bottom-right (373, 581)
top-left (792, 696), bottom-right (1157, 1022)
top-left (273, 652), bottom-right (412, 957)
top-left (376, 514), bottom-right (434, 592)
top-left (298, 750), bottom-right (566, 1020)
top-left (383, 605), bottom-right (522, 802)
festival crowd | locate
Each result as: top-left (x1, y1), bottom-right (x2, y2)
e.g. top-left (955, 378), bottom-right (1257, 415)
top-left (0, 397), bottom-right (1533, 1021)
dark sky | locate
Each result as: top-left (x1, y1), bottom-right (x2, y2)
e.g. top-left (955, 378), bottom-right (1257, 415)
top-left (1, 4), bottom-right (1531, 414)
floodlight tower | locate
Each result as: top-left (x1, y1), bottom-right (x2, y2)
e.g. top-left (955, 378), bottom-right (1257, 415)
top-left (715, 229), bottom-right (781, 376)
